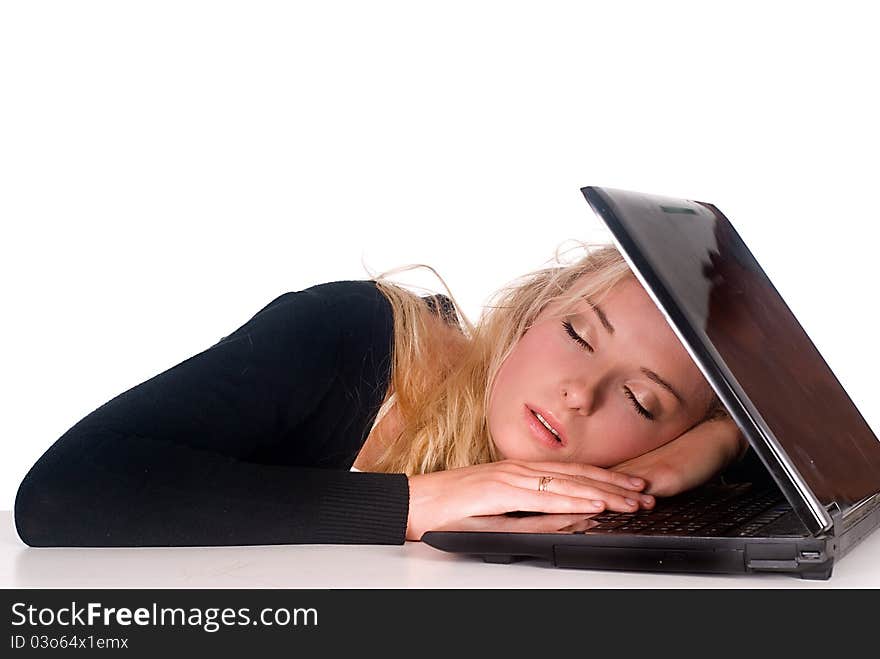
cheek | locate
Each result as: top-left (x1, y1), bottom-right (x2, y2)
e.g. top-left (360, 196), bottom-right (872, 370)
top-left (487, 335), bottom-right (548, 411)
top-left (486, 356), bottom-right (517, 437)
top-left (583, 414), bottom-right (676, 467)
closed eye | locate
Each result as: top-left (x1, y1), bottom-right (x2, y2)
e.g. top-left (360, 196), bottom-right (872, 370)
top-left (623, 387), bottom-right (655, 421)
top-left (562, 320), bottom-right (656, 422)
top-left (561, 320), bottom-right (593, 353)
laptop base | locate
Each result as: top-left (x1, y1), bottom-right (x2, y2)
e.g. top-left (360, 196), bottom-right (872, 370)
top-left (423, 531), bottom-right (834, 580)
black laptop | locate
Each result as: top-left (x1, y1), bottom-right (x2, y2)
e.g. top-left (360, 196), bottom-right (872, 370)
top-left (421, 186), bottom-right (880, 580)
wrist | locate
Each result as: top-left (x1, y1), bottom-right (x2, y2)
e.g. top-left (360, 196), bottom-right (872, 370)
top-left (405, 473), bottom-right (427, 541)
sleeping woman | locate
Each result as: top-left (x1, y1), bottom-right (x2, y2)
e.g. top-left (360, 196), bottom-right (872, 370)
top-left (14, 243), bottom-right (747, 546)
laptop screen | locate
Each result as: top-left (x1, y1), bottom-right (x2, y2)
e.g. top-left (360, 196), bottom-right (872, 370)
top-left (582, 187), bottom-right (880, 530)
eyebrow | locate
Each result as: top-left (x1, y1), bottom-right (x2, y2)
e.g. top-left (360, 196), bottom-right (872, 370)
top-left (587, 299), bottom-right (686, 406)
top-left (590, 302), bottom-right (615, 335)
top-left (641, 368), bottom-right (685, 405)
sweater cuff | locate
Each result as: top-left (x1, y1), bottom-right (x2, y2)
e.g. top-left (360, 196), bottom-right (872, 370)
top-left (313, 471), bottom-right (410, 544)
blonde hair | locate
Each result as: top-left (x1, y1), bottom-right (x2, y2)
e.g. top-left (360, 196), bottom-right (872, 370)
top-left (363, 241), bottom-right (726, 476)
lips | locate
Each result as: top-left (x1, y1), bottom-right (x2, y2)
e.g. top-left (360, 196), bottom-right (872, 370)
top-left (524, 404), bottom-right (568, 448)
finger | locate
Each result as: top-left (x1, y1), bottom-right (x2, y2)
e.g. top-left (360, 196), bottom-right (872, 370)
top-left (567, 479), bottom-right (655, 512)
top-left (503, 514), bottom-right (600, 534)
top-left (511, 489), bottom-right (608, 515)
top-left (505, 465), bottom-right (654, 507)
top-left (508, 459), bottom-right (646, 491)
top-left (564, 475), bottom-right (656, 505)
top-left (512, 473), bottom-right (655, 512)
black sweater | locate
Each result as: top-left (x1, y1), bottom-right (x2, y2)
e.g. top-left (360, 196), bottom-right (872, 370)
top-left (14, 280), bottom-right (458, 547)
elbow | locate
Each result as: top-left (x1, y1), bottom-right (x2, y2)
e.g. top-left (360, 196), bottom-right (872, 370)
top-left (14, 452), bottom-right (105, 547)
top-left (14, 471), bottom-right (56, 547)
top-left (14, 425), bottom-right (126, 547)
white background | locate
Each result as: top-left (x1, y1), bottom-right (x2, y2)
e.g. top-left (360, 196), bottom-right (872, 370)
top-left (2, 1), bottom-right (878, 510)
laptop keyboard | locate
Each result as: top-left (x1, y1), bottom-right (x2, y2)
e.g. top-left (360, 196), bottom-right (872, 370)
top-left (587, 482), bottom-right (797, 537)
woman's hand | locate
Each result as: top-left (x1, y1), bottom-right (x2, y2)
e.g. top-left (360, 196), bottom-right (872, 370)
top-left (610, 417), bottom-right (747, 498)
top-left (405, 459), bottom-right (654, 541)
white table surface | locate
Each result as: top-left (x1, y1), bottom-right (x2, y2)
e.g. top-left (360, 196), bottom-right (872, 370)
top-left (2, 511), bottom-right (878, 589)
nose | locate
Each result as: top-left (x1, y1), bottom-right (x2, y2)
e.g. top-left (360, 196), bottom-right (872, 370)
top-left (560, 378), bottom-right (597, 415)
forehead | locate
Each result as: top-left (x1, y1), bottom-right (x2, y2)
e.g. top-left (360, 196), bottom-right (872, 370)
top-left (548, 274), bottom-right (654, 318)
top-left (595, 276), bottom-right (661, 317)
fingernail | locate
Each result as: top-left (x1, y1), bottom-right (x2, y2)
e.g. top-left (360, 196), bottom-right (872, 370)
top-left (641, 495), bottom-right (654, 505)
top-left (625, 498), bottom-right (638, 507)
top-left (629, 477), bottom-right (644, 488)
top-left (591, 500), bottom-right (604, 509)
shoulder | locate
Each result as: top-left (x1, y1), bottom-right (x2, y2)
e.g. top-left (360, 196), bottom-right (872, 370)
top-left (254, 280), bottom-right (392, 329)
top-left (261, 280), bottom-right (387, 310)
top-left (295, 280), bottom-right (459, 328)
top-left (302, 280), bottom-right (393, 334)
top-left (248, 280), bottom-right (463, 354)
top-left (299, 281), bottom-right (396, 360)
top-left (304, 279), bottom-right (390, 309)
top-left (216, 280), bottom-right (391, 352)
top-left (239, 280), bottom-right (465, 333)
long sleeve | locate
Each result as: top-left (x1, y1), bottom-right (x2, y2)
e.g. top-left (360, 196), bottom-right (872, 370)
top-left (14, 280), bottom-right (409, 547)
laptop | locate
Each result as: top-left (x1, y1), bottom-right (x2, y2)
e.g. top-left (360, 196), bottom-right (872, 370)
top-left (421, 186), bottom-right (880, 579)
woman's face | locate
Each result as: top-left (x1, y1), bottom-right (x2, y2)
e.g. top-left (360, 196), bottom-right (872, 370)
top-left (487, 275), bottom-right (714, 467)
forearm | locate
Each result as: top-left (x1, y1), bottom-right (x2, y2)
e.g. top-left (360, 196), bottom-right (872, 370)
top-left (15, 424), bottom-right (410, 547)
top-left (611, 417), bottom-right (747, 497)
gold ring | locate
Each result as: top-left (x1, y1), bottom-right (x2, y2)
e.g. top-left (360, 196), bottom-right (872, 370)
top-left (538, 476), bottom-right (554, 492)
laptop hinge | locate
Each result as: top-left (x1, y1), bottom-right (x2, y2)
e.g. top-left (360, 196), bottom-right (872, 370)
top-left (826, 501), bottom-right (842, 536)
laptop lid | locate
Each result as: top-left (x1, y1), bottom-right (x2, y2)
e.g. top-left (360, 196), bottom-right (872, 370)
top-left (581, 186), bottom-right (880, 536)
